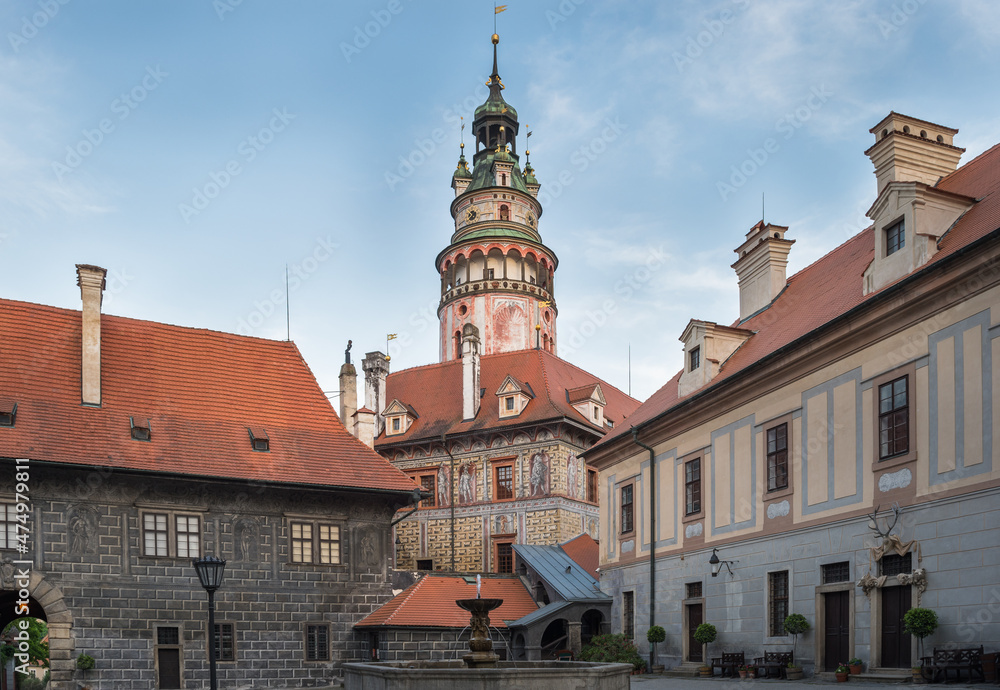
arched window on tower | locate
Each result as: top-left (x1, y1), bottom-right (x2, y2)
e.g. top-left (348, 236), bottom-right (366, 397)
top-left (454, 330), bottom-right (461, 359)
top-left (501, 173), bottom-right (507, 186)
top-left (499, 205), bottom-right (510, 221)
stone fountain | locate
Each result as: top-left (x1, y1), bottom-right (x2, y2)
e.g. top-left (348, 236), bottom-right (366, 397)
top-left (344, 580), bottom-right (631, 690)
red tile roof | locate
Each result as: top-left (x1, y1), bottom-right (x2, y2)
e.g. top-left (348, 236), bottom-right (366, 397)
top-left (376, 349), bottom-right (639, 447)
top-left (0, 299), bottom-right (417, 493)
top-left (560, 533), bottom-right (599, 580)
top-left (355, 575), bottom-right (538, 628)
top-left (594, 139), bottom-right (1000, 450)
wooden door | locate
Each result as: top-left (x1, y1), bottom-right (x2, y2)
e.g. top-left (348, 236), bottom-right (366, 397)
top-left (157, 648), bottom-right (181, 689)
top-left (823, 590), bottom-right (850, 671)
top-left (687, 603), bottom-right (703, 662)
top-left (881, 585), bottom-right (912, 668)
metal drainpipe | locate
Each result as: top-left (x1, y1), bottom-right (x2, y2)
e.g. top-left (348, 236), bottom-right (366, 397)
top-left (443, 434), bottom-right (456, 572)
top-left (632, 427), bottom-right (656, 670)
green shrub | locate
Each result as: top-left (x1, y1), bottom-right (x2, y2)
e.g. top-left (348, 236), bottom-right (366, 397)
top-left (580, 633), bottom-right (646, 670)
top-left (693, 623), bottom-right (717, 645)
top-left (903, 608), bottom-right (938, 659)
top-left (76, 653), bottom-right (95, 670)
top-left (19, 675), bottom-right (46, 690)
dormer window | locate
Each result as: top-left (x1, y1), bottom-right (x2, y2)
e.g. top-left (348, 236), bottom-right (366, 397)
top-left (885, 219), bottom-right (904, 256)
top-left (383, 399), bottom-right (417, 436)
top-left (689, 346), bottom-right (701, 371)
top-left (130, 417), bottom-right (152, 441)
top-left (497, 376), bottom-right (534, 419)
top-left (248, 427), bottom-right (269, 452)
top-left (0, 401), bottom-right (17, 427)
top-left (567, 383), bottom-right (606, 427)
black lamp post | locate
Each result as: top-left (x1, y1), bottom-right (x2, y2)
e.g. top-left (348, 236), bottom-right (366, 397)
top-left (708, 548), bottom-right (736, 577)
top-left (193, 555), bottom-right (227, 690)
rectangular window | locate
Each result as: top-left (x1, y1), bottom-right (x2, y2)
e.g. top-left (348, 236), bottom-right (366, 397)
top-left (620, 484), bottom-right (634, 534)
top-left (305, 624), bottom-right (330, 662)
top-left (623, 591), bottom-right (635, 639)
top-left (505, 396), bottom-right (515, 411)
top-left (175, 515), bottom-right (200, 559)
top-left (485, 268), bottom-right (495, 280)
top-left (822, 561), bottom-right (851, 584)
top-left (212, 623), bottom-right (235, 662)
top-left (587, 469), bottom-right (598, 503)
top-left (879, 553), bottom-right (912, 577)
top-left (879, 376), bottom-right (909, 459)
top-left (1, 504), bottom-right (19, 550)
top-left (592, 406), bottom-right (599, 420)
top-left (689, 346), bottom-right (701, 371)
top-left (157, 626), bottom-right (180, 646)
top-left (144, 513), bottom-right (169, 557)
top-left (496, 542), bottom-right (513, 573)
top-left (885, 219), bottom-right (905, 256)
top-left (419, 474), bottom-right (436, 508)
top-left (318, 525), bottom-right (341, 565)
top-left (392, 417), bottom-right (400, 431)
top-left (495, 465), bottom-right (514, 501)
top-left (415, 558), bottom-right (432, 571)
top-left (767, 423), bottom-right (789, 492)
top-left (768, 571), bottom-right (789, 637)
top-left (686, 582), bottom-right (703, 599)
top-left (291, 522), bottom-right (313, 563)
top-left (685, 458), bottom-right (701, 515)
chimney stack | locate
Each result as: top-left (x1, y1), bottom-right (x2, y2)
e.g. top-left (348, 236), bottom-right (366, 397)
top-left (353, 408), bottom-right (376, 448)
top-left (866, 112), bottom-right (964, 195)
top-left (339, 341), bottom-right (358, 436)
top-left (461, 323), bottom-right (481, 420)
top-left (76, 264), bottom-right (107, 406)
top-left (732, 222), bottom-right (794, 322)
top-left (362, 351), bottom-right (389, 436)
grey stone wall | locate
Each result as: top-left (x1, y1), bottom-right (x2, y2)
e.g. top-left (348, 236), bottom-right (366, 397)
top-left (372, 628), bottom-right (511, 663)
top-left (602, 488), bottom-right (1000, 672)
top-left (3, 463), bottom-right (405, 690)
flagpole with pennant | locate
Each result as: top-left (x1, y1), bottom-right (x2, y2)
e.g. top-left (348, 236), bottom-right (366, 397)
top-left (386, 333), bottom-right (397, 362)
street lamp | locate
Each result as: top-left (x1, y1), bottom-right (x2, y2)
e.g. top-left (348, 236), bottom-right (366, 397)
top-left (193, 556), bottom-right (227, 690)
top-left (708, 548), bottom-right (737, 577)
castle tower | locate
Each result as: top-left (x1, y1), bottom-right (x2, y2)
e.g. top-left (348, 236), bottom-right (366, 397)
top-left (437, 33), bottom-right (558, 362)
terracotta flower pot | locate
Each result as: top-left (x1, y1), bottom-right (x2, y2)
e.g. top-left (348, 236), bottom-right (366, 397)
top-left (739, 670), bottom-right (747, 678)
top-left (786, 667), bottom-right (804, 680)
top-left (835, 671), bottom-right (849, 682)
top-left (849, 664), bottom-right (862, 674)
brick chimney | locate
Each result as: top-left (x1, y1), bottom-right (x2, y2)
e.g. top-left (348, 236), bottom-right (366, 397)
top-left (461, 323), bottom-right (481, 420)
top-left (76, 264), bottom-right (107, 406)
top-left (338, 341), bottom-right (358, 436)
top-left (866, 112), bottom-right (964, 195)
top-left (732, 222), bottom-right (794, 322)
top-left (362, 351), bottom-right (389, 436)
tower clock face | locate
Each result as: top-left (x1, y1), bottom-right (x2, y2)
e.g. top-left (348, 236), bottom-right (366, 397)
top-left (465, 206), bottom-right (480, 223)
top-left (526, 212), bottom-right (536, 228)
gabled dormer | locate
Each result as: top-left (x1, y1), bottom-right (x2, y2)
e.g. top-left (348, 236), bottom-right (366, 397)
top-left (677, 320), bottom-right (754, 398)
top-left (567, 384), bottom-right (606, 427)
top-left (383, 399), bottom-right (417, 436)
top-left (862, 113), bottom-right (975, 295)
top-left (496, 375), bottom-right (533, 419)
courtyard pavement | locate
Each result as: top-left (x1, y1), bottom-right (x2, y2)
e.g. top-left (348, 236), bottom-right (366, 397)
top-left (630, 674), bottom-right (984, 688)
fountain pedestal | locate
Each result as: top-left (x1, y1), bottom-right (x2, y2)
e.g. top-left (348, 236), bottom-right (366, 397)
top-left (455, 598), bottom-right (503, 668)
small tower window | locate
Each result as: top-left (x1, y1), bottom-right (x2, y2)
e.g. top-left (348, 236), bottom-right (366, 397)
top-left (130, 417), bottom-right (152, 441)
top-left (0, 401), bottom-right (17, 427)
top-left (501, 173), bottom-right (507, 186)
top-left (454, 330), bottom-right (461, 359)
top-left (485, 268), bottom-right (495, 280)
top-left (689, 346), bottom-right (701, 371)
top-left (499, 205), bottom-right (510, 221)
top-left (885, 219), bottom-right (905, 256)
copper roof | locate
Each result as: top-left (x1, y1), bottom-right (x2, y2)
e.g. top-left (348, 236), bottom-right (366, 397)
top-left (0, 299), bottom-right (417, 493)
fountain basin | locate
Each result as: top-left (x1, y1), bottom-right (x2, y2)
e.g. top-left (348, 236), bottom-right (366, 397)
top-left (343, 660), bottom-right (632, 690)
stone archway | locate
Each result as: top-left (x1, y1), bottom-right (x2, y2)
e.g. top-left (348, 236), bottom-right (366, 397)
top-left (0, 567), bottom-right (74, 689)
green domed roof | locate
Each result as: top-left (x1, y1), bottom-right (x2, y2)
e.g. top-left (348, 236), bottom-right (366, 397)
top-left (452, 152), bottom-right (472, 179)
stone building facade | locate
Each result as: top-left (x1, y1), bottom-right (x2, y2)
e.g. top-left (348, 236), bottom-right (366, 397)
top-left (0, 266), bottom-right (417, 689)
top-left (585, 113), bottom-right (1000, 674)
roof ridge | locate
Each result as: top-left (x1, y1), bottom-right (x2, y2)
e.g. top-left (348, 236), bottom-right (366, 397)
top-left (938, 140), bottom-right (1000, 187)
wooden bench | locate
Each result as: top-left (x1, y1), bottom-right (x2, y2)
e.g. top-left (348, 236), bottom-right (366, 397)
top-left (920, 645), bottom-right (985, 683)
top-left (710, 651), bottom-right (744, 677)
top-left (754, 650), bottom-right (793, 679)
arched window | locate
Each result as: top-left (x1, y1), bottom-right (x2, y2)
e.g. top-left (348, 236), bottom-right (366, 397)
top-left (501, 173), bottom-right (507, 186)
top-left (499, 204), bottom-right (510, 221)
top-left (454, 330), bottom-right (461, 359)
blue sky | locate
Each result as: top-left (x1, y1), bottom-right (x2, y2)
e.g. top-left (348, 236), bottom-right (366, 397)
top-left (1, 0), bottom-right (998, 403)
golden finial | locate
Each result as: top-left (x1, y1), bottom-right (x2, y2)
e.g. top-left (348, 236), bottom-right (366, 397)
top-left (492, 33), bottom-right (499, 45)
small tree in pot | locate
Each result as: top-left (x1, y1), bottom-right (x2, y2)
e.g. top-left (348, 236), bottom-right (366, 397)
top-left (783, 613), bottom-right (810, 680)
top-left (693, 623), bottom-right (717, 676)
top-left (903, 607), bottom-right (938, 684)
top-left (646, 625), bottom-right (666, 672)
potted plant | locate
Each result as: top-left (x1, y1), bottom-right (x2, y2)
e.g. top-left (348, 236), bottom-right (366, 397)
top-left (784, 613), bottom-right (810, 679)
top-left (747, 663), bottom-right (757, 679)
top-left (738, 663), bottom-right (748, 679)
top-left (848, 657), bottom-right (862, 674)
top-left (835, 662), bottom-right (849, 682)
top-left (693, 622), bottom-right (717, 677)
top-left (646, 625), bottom-right (666, 673)
top-left (903, 608), bottom-right (938, 684)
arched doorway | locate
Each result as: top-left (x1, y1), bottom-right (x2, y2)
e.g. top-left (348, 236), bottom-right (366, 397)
top-left (581, 609), bottom-right (604, 647)
top-left (0, 570), bottom-right (73, 688)
top-left (540, 619), bottom-right (568, 659)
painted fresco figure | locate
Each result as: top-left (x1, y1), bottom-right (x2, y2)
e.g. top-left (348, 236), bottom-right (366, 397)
top-left (437, 462), bottom-right (450, 507)
top-left (530, 451), bottom-right (549, 497)
top-left (459, 461), bottom-right (476, 503)
top-left (567, 453), bottom-right (579, 499)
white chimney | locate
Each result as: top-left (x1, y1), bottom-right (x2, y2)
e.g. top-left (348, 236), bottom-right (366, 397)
top-left (866, 112), bottom-right (964, 195)
top-left (732, 222), bottom-right (794, 322)
top-left (353, 408), bottom-right (376, 448)
top-left (76, 264), bottom-right (107, 406)
top-left (362, 351), bottom-right (389, 436)
top-left (461, 323), bottom-right (481, 420)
